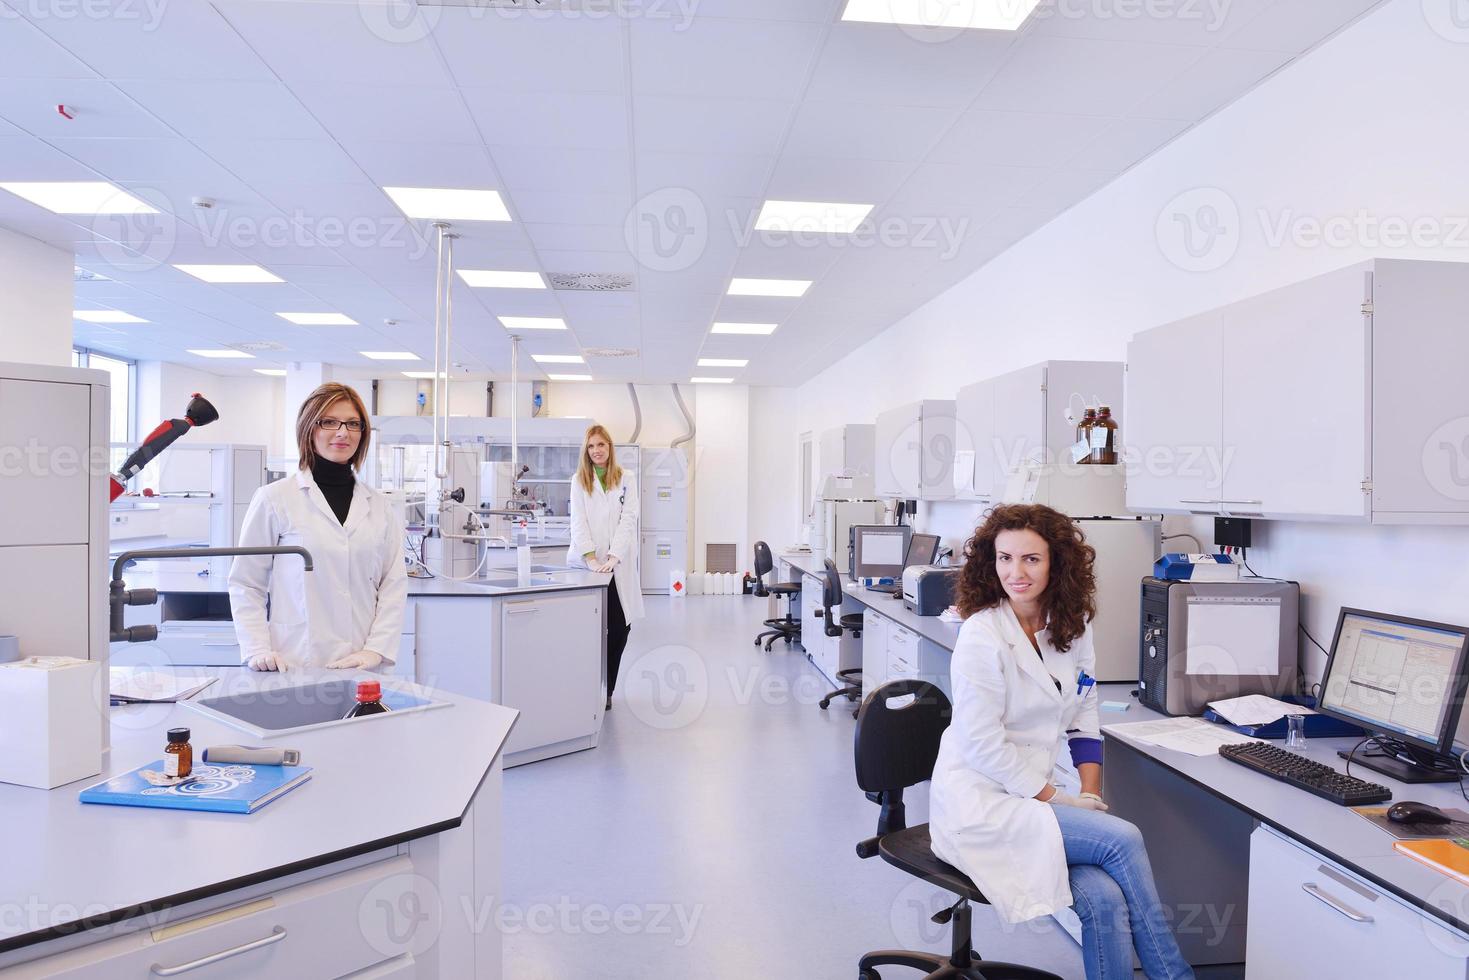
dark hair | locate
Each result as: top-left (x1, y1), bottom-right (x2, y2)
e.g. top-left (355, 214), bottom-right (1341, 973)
top-left (955, 503), bottom-right (1096, 652)
top-left (295, 383), bottom-right (371, 470)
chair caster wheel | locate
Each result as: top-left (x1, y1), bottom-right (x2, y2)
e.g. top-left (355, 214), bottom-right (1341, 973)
top-left (753, 638), bottom-right (760, 646)
top-left (851, 708), bottom-right (859, 719)
top-left (819, 698), bottom-right (831, 709)
top-left (860, 970), bottom-right (881, 980)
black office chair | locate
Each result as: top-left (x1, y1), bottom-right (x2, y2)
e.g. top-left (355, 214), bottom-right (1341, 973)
top-left (815, 557), bottom-right (865, 717)
top-left (853, 680), bottom-right (1062, 980)
top-left (752, 540), bottom-right (803, 652)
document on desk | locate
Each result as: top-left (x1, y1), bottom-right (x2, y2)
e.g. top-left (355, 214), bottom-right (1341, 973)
top-left (109, 667), bottom-right (217, 703)
top-left (1207, 694), bottom-right (1317, 727)
top-left (1105, 718), bottom-right (1262, 756)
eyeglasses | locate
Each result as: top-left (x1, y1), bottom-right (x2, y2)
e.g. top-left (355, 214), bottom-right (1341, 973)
top-left (316, 419), bottom-right (364, 432)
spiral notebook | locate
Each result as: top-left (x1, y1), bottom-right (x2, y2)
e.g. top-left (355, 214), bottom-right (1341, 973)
top-left (79, 760), bottom-right (312, 814)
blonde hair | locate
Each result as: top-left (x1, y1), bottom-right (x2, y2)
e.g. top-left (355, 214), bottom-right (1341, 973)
top-left (295, 383), bottom-right (371, 470)
top-left (575, 424), bottom-right (622, 494)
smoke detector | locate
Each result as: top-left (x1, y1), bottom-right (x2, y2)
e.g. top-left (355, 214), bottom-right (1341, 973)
top-left (548, 272), bottom-right (635, 292)
top-left (228, 341), bottom-right (286, 353)
top-left (583, 347), bottom-right (638, 359)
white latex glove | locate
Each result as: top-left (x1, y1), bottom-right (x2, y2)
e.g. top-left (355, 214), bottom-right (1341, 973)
top-left (246, 653), bottom-right (286, 672)
top-left (327, 651), bottom-right (384, 671)
top-left (1047, 789), bottom-right (1109, 812)
top-left (594, 555), bottom-right (619, 574)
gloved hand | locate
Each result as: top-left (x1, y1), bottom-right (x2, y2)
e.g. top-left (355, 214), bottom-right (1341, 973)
top-left (246, 653), bottom-right (286, 672)
top-left (327, 651), bottom-right (384, 671)
top-left (594, 555), bottom-right (619, 574)
top-left (1047, 788), bottom-right (1109, 812)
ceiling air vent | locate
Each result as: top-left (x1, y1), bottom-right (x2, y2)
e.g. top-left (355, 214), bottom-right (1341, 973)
top-left (583, 347), bottom-right (639, 359)
top-left (229, 341), bottom-right (286, 353)
top-left (548, 272), bottom-right (635, 292)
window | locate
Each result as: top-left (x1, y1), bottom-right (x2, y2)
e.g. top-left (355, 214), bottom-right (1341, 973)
top-left (73, 347), bottom-right (136, 473)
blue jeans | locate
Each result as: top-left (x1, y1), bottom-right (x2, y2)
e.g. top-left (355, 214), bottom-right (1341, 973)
top-left (1051, 805), bottom-right (1194, 980)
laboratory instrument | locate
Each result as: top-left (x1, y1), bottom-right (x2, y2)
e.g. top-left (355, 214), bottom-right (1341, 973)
top-left (850, 524), bottom-right (911, 582)
top-left (202, 745), bottom-right (302, 766)
top-left (108, 393), bottom-right (218, 501)
top-left (902, 565), bottom-right (959, 616)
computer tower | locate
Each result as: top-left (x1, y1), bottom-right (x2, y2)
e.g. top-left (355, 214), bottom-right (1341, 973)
top-left (1138, 577), bottom-right (1300, 716)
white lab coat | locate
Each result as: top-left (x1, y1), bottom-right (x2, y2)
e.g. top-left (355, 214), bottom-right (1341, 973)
top-left (567, 469), bottom-right (644, 622)
top-left (228, 470), bottom-right (407, 670)
top-left (928, 602), bottom-right (1102, 924)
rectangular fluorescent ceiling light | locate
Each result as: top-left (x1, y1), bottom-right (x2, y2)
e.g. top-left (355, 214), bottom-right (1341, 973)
top-left (698, 358), bottom-right (748, 368)
top-left (175, 264), bottom-right (283, 284)
top-left (841, 0), bottom-right (1040, 30)
top-left (383, 187), bottom-right (511, 221)
top-left (691, 377), bottom-right (734, 384)
top-left (458, 270), bottom-right (544, 289)
top-left (531, 354), bottom-right (584, 364)
top-left (277, 312), bottom-right (357, 326)
top-left (0, 181), bottom-right (158, 215)
top-left (254, 368), bottom-right (287, 377)
top-left (74, 310), bottom-right (147, 324)
top-left (402, 371), bottom-right (447, 379)
top-left (711, 322), bottom-right (778, 336)
top-left (727, 278), bottom-right (810, 297)
top-left (188, 349), bottom-right (253, 359)
top-left (547, 373), bottom-right (593, 382)
top-left (361, 351), bottom-right (419, 361)
top-left (755, 200), bottom-right (874, 235)
top-left (498, 316), bottom-right (567, 331)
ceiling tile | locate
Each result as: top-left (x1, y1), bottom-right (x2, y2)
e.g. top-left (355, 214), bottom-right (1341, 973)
top-left (508, 190), bottom-right (633, 226)
top-left (432, 9), bottom-right (626, 91)
top-left (926, 110), bottom-right (1113, 167)
top-left (681, 0), bottom-right (840, 22)
top-left (47, 137), bottom-right (246, 184)
top-left (0, 78), bottom-right (170, 138)
top-left (341, 140), bottom-right (503, 189)
top-left (1065, 117), bottom-right (1191, 171)
top-left (783, 100), bottom-right (962, 162)
top-left (523, 223), bottom-right (629, 253)
top-left (194, 138), bottom-right (368, 185)
top-left (634, 96), bottom-right (793, 154)
top-left (765, 156), bottom-right (913, 202)
top-left (21, 1), bottom-right (272, 81)
top-left (463, 89), bottom-right (630, 150)
top-left (631, 17), bottom-right (823, 101)
top-left (0, 135), bottom-right (100, 180)
top-left (1028, 0), bottom-right (1274, 45)
top-left (1132, 47), bottom-right (1293, 121)
top-left (0, 12), bottom-right (96, 78)
top-left (290, 84), bottom-right (479, 145)
top-left (1014, 168), bottom-right (1118, 215)
top-left (634, 151), bottom-right (774, 201)
top-left (805, 24), bottom-right (1018, 107)
top-left (115, 79), bottom-right (329, 140)
top-left (1217, 0), bottom-right (1385, 53)
top-left (491, 146), bottom-right (632, 196)
top-left (972, 35), bottom-right (1205, 116)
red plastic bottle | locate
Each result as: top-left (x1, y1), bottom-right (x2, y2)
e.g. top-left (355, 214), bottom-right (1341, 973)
top-left (344, 679), bottom-right (391, 719)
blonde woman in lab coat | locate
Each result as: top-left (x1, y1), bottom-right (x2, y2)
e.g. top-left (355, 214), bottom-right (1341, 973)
top-left (568, 424), bottom-right (643, 709)
top-left (228, 383), bottom-right (406, 672)
top-left (929, 504), bottom-right (1192, 980)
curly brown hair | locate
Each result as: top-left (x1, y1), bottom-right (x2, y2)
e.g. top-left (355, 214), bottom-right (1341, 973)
top-left (955, 503), bottom-right (1097, 652)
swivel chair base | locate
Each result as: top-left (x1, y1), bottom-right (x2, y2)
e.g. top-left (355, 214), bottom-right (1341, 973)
top-left (820, 667), bottom-right (863, 719)
top-left (858, 897), bottom-right (1056, 979)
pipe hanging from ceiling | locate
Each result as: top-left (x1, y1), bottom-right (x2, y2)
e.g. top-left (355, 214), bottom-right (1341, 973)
top-left (670, 383), bottom-right (694, 451)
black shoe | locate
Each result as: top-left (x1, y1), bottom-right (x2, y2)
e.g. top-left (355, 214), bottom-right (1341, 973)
top-left (605, 696), bottom-right (612, 711)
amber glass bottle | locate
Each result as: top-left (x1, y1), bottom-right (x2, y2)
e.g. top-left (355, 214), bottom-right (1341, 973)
top-left (164, 728), bottom-right (193, 778)
top-left (1075, 408), bottom-right (1098, 465)
top-left (1089, 405), bottom-right (1119, 465)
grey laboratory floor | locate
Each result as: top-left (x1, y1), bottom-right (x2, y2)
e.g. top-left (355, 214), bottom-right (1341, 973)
top-left (502, 596), bottom-right (1245, 980)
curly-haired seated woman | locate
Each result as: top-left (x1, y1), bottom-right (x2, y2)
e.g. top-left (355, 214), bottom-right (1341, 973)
top-left (929, 504), bottom-right (1193, 980)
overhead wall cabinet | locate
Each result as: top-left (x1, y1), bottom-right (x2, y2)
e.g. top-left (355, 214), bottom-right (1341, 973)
top-left (874, 400), bottom-right (956, 501)
top-left (819, 424), bottom-right (875, 478)
top-left (1125, 258), bottom-right (1469, 524)
top-left (954, 361), bottom-right (1124, 504)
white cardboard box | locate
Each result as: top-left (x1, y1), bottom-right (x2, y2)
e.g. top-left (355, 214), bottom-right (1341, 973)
top-left (0, 657), bottom-right (103, 789)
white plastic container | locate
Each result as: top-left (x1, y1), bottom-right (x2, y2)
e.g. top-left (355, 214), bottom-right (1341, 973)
top-left (687, 572), bottom-right (701, 596)
top-left (723, 572), bottom-right (735, 594)
top-left (704, 572), bottom-right (716, 595)
top-left (669, 569), bottom-right (687, 598)
top-left (0, 657), bottom-right (102, 789)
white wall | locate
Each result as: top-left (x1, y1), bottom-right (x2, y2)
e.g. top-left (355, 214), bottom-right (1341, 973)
top-left (136, 362), bottom-right (286, 459)
top-left (0, 227), bottom-right (71, 366)
top-left (748, 388), bottom-right (800, 561)
top-left (692, 385), bottom-right (750, 572)
top-left (791, 0), bottom-right (1469, 685)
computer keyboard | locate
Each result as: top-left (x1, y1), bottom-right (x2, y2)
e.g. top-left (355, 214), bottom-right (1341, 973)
top-left (1218, 742), bottom-right (1392, 805)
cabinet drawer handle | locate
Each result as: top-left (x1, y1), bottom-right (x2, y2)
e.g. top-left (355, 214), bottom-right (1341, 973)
top-left (1219, 500), bottom-right (1263, 506)
top-left (1178, 499), bottom-right (1220, 505)
top-left (151, 925), bottom-right (287, 975)
top-left (506, 606), bottom-right (540, 616)
top-left (1301, 882), bottom-right (1373, 923)
top-left (201, 641), bottom-right (239, 648)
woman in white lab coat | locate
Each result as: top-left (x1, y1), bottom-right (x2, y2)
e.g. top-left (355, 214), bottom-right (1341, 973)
top-left (228, 383), bottom-right (406, 672)
top-left (567, 424), bottom-right (643, 708)
top-left (929, 504), bottom-right (1192, 980)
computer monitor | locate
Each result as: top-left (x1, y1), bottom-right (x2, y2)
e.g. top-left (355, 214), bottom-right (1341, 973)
top-left (904, 533), bottom-right (940, 568)
top-left (851, 525), bottom-right (910, 581)
top-left (1317, 607), bottom-right (1469, 781)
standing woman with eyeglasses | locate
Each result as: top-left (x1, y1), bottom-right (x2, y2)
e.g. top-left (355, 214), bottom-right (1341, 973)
top-left (229, 383), bottom-right (407, 672)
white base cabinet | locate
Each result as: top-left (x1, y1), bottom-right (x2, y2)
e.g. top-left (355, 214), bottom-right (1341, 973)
top-left (1246, 826), bottom-right (1469, 980)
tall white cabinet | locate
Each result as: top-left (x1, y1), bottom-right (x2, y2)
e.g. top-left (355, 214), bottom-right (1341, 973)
top-left (955, 360), bottom-right (1124, 504)
top-left (874, 400), bottom-right (956, 501)
top-left (819, 424), bottom-right (875, 478)
top-left (1126, 258), bottom-right (1469, 523)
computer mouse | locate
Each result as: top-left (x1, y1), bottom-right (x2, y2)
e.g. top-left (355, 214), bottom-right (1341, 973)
top-left (1387, 801), bottom-right (1453, 825)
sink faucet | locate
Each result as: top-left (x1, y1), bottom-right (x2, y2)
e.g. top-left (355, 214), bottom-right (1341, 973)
top-left (110, 546), bottom-right (314, 643)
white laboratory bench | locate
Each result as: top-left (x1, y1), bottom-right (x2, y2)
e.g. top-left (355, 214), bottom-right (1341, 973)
top-left (110, 560), bottom-right (611, 769)
top-left (0, 670), bottom-right (516, 978)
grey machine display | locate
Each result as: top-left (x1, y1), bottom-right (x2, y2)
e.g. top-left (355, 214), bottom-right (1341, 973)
top-left (1138, 576), bottom-right (1301, 716)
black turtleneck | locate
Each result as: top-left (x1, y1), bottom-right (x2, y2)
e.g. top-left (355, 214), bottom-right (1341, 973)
top-left (311, 457), bottom-right (355, 525)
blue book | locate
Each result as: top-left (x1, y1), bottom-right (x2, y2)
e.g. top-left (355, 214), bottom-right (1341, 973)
top-left (79, 761), bottom-right (312, 814)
